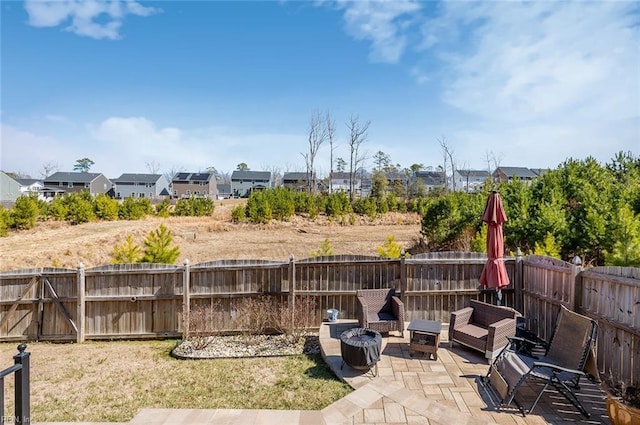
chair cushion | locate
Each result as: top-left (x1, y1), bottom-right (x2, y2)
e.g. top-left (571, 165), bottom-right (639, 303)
top-left (368, 312), bottom-right (397, 323)
top-left (454, 324), bottom-right (488, 351)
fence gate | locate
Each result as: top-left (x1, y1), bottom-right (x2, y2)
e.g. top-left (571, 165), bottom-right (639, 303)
top-left (0, 274), bottom-right (78, 341)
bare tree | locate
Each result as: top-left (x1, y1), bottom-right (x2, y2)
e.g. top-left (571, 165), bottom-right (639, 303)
top-left (438, 136), bottom-right (456, 191)
top-left (145, 161), bottom-right (161, 174)
top-left (260, 164), bottom-right (283, 187)
top-left (217, 170), bottom-right (231, 184)
top-left (301, 111), bottom-right (327, 193)
top-left (483, 150), bottom-right (503, 174)
top-left (347, 115), bottom-right (370, 200)
top-left (457, 162), bottom-right (471, 193)
top-left (164, 165), bottom-right (185, 185)
top-left (326, 111), bottom-right (336, 194)
top-left (40, 161), bottom-right (59, 179)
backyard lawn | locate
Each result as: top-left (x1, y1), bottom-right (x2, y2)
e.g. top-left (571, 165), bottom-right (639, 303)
top-left (0, 340), bottom-right (351, 422)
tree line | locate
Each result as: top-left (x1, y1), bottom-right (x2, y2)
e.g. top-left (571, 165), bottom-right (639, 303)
top-left (2, 152), bottom-right (638, 267)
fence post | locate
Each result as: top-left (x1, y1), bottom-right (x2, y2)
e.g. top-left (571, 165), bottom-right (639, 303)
top-left (183, 259), bottom-right (190, 340)
top-left (14, 343), bottom-right (30, 424)
top-left (76, 263), bottom-right (85, 343)
top-left (288, 254), bottom-right (296, 326)
top-left (399, 250), bottom-right (406, 301)
top-left (571, 256), bottom-right (582, 312)
top-left (515, 248), bottom-right (523, 313)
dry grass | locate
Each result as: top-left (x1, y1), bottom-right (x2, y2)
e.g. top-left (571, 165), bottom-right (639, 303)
top-left (0, 203), bottom-right (420, 421)
top-left (0, 340), bottom-right (351, 422)
top-left (0, 200), bottom-right (422, 271)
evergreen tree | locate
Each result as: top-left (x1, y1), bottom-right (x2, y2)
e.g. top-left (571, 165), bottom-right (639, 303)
top-left (141, 224), bottom-right (180, 264)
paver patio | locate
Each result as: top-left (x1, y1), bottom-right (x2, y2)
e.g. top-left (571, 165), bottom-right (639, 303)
top-left (37, 319), bottom-right (610, 425)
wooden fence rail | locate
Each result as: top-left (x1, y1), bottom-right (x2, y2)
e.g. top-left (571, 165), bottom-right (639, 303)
top-left (1, 253), bottom-right (638, 387)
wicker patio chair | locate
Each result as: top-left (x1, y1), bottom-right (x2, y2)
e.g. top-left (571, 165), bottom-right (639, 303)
top-left (356, 288), bottom-right (405, 337)
top-left (450, 299), bottom-right (520, 359)
top-left (485, 305), bottom-right (598, 418)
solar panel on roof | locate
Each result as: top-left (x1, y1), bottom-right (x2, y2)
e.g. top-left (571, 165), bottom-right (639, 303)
top-left (192, 173), bottom-right (209, 180)
top-left (176, 172), bottom-right (190, 180)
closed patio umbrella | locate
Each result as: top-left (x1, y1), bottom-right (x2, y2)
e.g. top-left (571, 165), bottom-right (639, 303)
top-left (479, 191), bottom-right (510, 305)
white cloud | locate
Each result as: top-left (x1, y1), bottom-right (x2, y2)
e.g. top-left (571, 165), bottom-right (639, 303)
top-left (2, 117), bottom-right (308, 178)
top-left (430, 2), bottom-right (639, 123)
top-left (413, 2), bottom-right (640, 168)
top-left (1, 124), bottom-right (78, 176)
top-left (335, 0), bottom-right (422, 63)
top-left (24, 0), bottom-right (161, 40)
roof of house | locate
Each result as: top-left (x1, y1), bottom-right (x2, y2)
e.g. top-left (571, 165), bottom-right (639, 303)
top-left (456, 170), bottom-right (490, 178)
top-left (172, 172), bottom-right (214, 182)
top-left (113, 173), bottom-right (163, 184)
top-left (530, 168), bottom-right (550, 177)
top-left (494, 167), bottom-right (538, 179)
top-left (16, 178), bottom-right (42, 186)
top-left (414, 170), bottom-right (446, 185)
top-left (45, 172), bottom-right (108, 183)
top-left (414, 170), bottom-right (445, 178)
top-left (231, 170), bottom-right (271, 180)
top-left (330, 172), bottom-right (354, 180)
top-left (384, 171), bottom-right (408, 182)
top-left (217, 184), bottom-right (231, 193)
top-left (283, 172), bottom-right (309, 181)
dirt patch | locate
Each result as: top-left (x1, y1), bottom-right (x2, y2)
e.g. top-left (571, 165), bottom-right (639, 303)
top-left (0, 200), bottom-right (422, 271)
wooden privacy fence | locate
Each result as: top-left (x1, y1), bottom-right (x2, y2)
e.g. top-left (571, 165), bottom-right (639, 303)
top-left (0, 253), bottom-right (516, 342)
top-left (578, 266), bottom-right (640, 387)
top-left (521, 256), bottom-right (640, 388)
top-left (1, 253), bottom-right (638, 387)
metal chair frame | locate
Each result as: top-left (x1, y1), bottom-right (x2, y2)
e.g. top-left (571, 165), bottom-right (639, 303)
top-left (484, 305), bottom-right (598, 418)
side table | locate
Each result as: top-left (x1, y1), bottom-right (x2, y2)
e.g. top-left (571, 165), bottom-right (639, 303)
top-left (407, 319), bottom-right (442, 360)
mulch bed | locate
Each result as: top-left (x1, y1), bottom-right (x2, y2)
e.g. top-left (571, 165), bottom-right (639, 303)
top-left (171, 333), bottom-right (321, 359)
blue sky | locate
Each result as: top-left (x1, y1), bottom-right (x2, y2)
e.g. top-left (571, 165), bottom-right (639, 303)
top-left (1, 0), bottom-right (639, 179)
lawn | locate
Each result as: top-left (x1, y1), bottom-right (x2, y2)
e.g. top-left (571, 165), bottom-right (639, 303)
top-left (0, 340), bottom-right (351, 422)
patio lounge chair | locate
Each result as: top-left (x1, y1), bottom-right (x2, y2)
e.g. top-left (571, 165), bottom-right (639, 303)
top-left (356, 288), bottom-right (405, 337)
top-left (485, 305), bottom-right (598, 418)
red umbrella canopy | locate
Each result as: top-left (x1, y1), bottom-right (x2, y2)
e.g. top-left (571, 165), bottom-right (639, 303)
top-left (479, 192), bottom-right (510, 290)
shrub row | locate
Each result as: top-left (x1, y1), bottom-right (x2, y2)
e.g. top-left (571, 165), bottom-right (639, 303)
top-left (0, 193), bottom-right (215, 234)
top-left (233, 189), bottom-right (431, 224)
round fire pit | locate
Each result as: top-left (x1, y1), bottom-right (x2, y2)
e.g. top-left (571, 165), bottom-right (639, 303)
top-left (340, 328), bottom-right (382, 376)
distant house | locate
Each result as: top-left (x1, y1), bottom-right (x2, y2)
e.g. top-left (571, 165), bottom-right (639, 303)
top-left (0, 171), bottom-right (22, 206)
top-left (216, 183), bottom-right (232, 199)
top-left (282, 172), bottom-right (310, 192)
top-left (230, 170), bottom-right (272, 198)
top-left (15, 178), bottom-right (44, 198)
top-left (530, 168), bottom-right (550, 178)
top-left (44, 172), bottom-right (112, 196)
top-left (384, 171), bottom-right (409, 189)
top-left (328, 171), bottom-right (371, 197)
top-left (171, 172), bottom-right (217, 199)
top-left (330, 171), bottom-right (359, 194)
top-left (413, 170), bottom-right (446, 192)
top-left (450, 170), bottom-right (490, 192)
top-left (492, 167), bottom-right (538, 183)
top-left (112, 173), bottom-right (170, 200)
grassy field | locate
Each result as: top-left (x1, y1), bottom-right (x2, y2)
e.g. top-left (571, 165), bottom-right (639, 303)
top-left (0, 340), bottom-right (351, 422)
